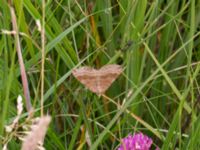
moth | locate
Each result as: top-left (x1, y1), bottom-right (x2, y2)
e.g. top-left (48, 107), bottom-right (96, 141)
top-left (72, 64), bottom-right (123, 95)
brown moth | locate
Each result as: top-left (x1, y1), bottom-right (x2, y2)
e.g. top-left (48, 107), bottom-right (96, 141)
top-left (72, 64), bottom-right (123, 95)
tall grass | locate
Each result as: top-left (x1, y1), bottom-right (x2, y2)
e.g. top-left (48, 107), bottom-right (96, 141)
top-left (0, 0), bottom-right (200, 149)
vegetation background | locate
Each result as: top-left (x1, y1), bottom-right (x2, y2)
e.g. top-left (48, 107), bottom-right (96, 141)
top-left (0, 0), bottom-right (200, 149)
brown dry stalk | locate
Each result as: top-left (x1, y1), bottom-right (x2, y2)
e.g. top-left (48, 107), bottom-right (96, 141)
top-left (40, 0), bottom-right (46, 117)
top-left (10, 7), bottom-right (32, 112)
top-left (21, 116), bottom-right (51, 150)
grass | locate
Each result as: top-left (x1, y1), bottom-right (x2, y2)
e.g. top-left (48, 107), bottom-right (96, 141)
top-left (0, 0), bottom-right (200, 149)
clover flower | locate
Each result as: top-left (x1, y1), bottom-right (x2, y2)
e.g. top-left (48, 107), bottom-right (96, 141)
top-left (118, 132), bottom-right (156, 150)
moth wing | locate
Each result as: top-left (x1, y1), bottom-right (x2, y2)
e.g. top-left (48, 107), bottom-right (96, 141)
top-left (98, 71), bottom-right (122, 94)
top-left (100, 64), bottom-right (123, 74)
top-left (72, 67), bottom-right (99, 94)
top-left (97, 65), bottom-right (123, 94)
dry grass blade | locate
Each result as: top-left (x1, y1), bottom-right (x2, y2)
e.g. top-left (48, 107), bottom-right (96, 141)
top-left (10, 6), bottom-right (32, 112)
top-left (21, 116), bottom-right (51, 150)
top-left (40, 0), bottom-right (46, 117)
